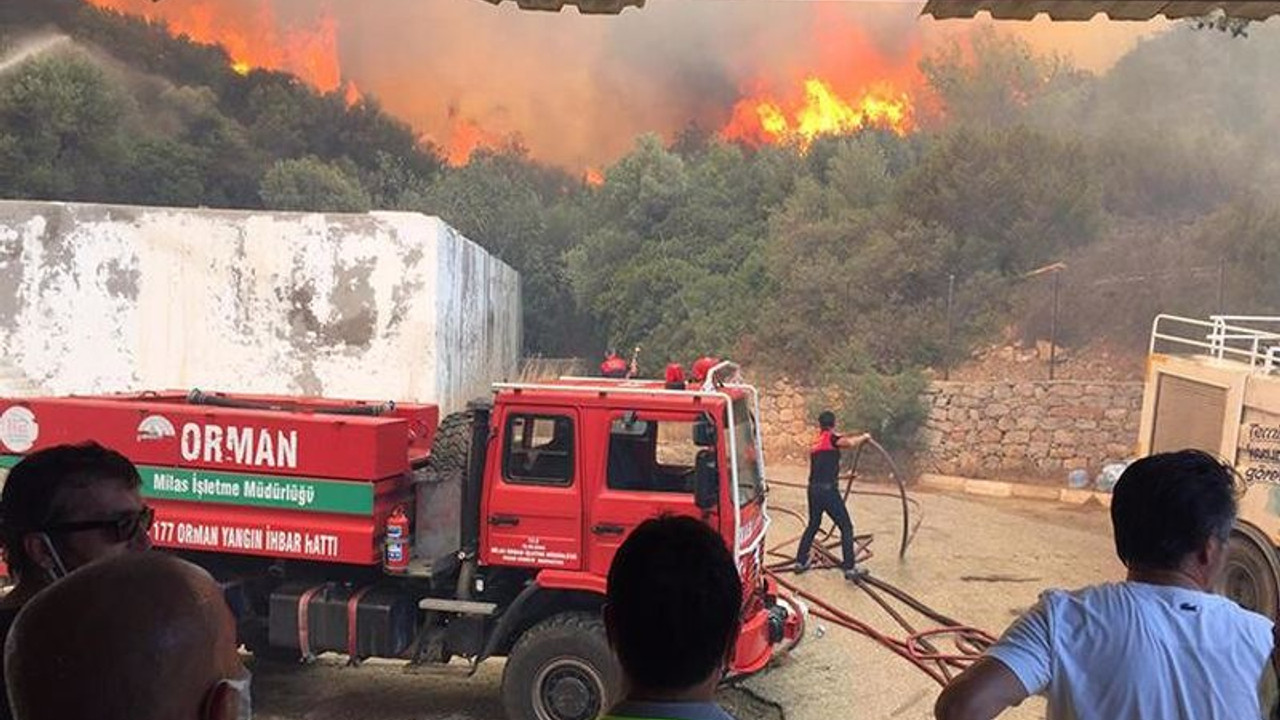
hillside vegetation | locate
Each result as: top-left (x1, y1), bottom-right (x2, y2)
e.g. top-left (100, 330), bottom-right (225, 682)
top-left (3, 3), bottom-right (1280, 442)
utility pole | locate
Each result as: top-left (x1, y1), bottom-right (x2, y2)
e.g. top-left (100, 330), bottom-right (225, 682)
top-left (944, 273), bottom-right (955, 381)
top-left (1023, 262), bottom-right (1068, 381)
top-left (1217, 258), bottom-right (1226, 315)
top-left (1049, 268), bottom-right (1060, 381)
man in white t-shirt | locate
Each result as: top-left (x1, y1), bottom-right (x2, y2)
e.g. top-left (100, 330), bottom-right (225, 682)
top-left (935, 449), bottom-right (1275, 720)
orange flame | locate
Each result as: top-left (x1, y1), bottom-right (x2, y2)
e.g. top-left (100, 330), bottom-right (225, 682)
top-left (443, 115), bottom-right (504, 167)
top-left (344, 79), bottom-right (363, 107)
top-left (722, 78), bottom-right (913, 149)
top-left (83, 0), bottom-right (346, 95)
top-left (584, 168), bottom-right (604, 187)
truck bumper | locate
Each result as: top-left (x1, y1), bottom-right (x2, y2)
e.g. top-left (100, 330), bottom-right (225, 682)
top-left (728, 576), bottom-right (807, 679)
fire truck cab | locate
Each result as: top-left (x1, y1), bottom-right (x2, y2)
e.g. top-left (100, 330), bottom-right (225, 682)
top-left (1140, 315), bottom-right (1280, 619)
top-left (0, 363), bottom-right (803, 720)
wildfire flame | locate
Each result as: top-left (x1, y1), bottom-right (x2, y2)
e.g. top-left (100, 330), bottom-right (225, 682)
top-left (584, 168), bottom-right (604, 187)
top-left (79, 0), bottom-right (929, 169)
top-left (83, 0), bottom-right (350, 97)
top-left (722, 78), bottom-right (913, 149)
top-left (442, 114), bottom-right (506, 167)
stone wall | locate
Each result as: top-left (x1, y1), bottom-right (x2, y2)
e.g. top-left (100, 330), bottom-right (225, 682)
top-left (756, 379), bottom-right (831, 463)
top-left (920, 381), bottom-right (1143, 478)
top-left (0, 201), bottom-right (521, 413)
top-left (755, 378), bottom-right (1144, 479)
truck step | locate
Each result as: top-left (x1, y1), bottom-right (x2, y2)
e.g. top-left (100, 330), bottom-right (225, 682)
top-left (418, 598), bottom-right (498, 616)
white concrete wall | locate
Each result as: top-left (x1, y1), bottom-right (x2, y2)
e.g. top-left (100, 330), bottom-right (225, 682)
top-left (0, 201), bottom-right (521, 413)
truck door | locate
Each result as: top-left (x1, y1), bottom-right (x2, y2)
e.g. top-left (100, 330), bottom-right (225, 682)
top-left (584, 409), bottom-right (712, 576)
top-left (481, 407), bottom-right (584, 571)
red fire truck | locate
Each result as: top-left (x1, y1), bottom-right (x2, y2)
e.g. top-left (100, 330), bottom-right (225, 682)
top-left (0, 364), bottom-right (803, 720)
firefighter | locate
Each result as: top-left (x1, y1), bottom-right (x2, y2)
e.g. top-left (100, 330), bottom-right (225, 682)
top-left (690, 355), bottom-right (720, 386)
top-left (794, 410), bottom-right (871, 580)
top-left (600, 349), bottom-right (628, 378)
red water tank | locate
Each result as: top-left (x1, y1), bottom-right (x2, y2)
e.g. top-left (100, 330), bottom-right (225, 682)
top-left (384, 506), bottom-right (411, 573)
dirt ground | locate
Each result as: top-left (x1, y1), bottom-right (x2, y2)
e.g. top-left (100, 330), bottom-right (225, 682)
top-left (254, 464), bottom-right (1119, 720)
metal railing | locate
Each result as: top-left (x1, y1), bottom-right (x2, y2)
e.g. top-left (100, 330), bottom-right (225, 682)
top-left (1150, 314), bottom-right (1280, 372)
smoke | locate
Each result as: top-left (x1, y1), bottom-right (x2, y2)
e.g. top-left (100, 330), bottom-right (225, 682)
top-left (79, 0), bottom-right (1165, 170)
top-left (333, 1), bottom-right (931, 168)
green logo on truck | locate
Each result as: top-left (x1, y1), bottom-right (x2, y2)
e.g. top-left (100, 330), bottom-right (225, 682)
top-left (0, 456), bottom-right (374, 514)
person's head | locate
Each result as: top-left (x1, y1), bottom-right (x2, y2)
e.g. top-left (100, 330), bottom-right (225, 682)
top-left (605, 515), bottom-right (742, 699)
top-left (0, 442), bottom-right (151, 584)
top-left (1111, 449), bottom-right (1240, 587)
top-left (818, 411), bottom-right (836, 430)
top-left (5, 553), bottom-right (248, 720)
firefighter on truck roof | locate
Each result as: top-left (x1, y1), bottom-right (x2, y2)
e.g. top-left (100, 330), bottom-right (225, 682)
top-left (601, 349), bottom-right (628, 378)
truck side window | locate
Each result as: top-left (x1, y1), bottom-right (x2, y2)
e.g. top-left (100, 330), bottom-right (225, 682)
top-left (607, 419), bottom-right (697, 493)
top-left (503, 415), bottom-right (574, 486)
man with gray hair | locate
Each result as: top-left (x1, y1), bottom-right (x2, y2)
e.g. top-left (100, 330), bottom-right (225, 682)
top-left (936, 449), bottom-right (1274, 720)
top-left (5, 553), bottom-right (249, 720)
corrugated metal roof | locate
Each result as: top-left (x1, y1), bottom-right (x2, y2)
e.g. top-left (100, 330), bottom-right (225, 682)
top-left (921, 1), bottom-right (1280, 21)
top-left (479, 0), bottom-right (644, 13)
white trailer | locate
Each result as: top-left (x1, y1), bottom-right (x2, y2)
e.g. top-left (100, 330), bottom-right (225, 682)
top-left (1140, 314), bottom-right (1280, 616)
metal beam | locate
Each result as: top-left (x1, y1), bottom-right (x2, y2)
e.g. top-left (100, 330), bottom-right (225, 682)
top-left (479, 0), bottom-right (645, 14)
top-left (921, 1), bottom-right (1280, 21)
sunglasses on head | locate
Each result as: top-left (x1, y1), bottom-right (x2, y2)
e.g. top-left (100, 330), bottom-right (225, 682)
top-left (41, 505), bottom-right (155, 544)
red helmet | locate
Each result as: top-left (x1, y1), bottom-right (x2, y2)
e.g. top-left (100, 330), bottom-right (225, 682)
top-left (664, 363), bottom-right (686, 388)
top-left (690, 356), bottom-right (720, 383)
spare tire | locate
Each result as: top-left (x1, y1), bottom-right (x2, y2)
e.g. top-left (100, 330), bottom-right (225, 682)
top-left (1221, 527), bottom-right (1280, 620)
top-left (424, 409), bottom-right (477, 480)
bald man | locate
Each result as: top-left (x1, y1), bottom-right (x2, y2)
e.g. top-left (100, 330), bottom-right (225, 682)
top-left (4, 553), bottom-right (249, 720)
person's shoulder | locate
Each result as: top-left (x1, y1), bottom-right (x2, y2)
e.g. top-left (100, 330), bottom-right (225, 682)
top-left (1203, 592), bottom-right (1273, 633)
top-left (1032, 582), bottom-right (1140, 618)
top-left (1038, 582), bottom-right (1122, 605)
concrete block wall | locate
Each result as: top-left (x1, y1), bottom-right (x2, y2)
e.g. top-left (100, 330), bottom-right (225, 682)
top-left (0, 201), bottom-right (521, 413)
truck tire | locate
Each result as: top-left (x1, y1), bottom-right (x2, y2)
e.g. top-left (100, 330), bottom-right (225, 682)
top-left (425, 410), bottom-right (475, 477)
top-left (501, 612), bottom-right (621, 720)
top-left (1222, 527), bottom-right (1280, 619)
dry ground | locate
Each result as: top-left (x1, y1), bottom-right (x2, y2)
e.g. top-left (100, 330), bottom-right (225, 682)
top-left (254, 464), bottom-right (1119, 720)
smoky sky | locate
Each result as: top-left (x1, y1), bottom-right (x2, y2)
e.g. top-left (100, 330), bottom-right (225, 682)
top-left (97, 0), bottom-right (1164, 168)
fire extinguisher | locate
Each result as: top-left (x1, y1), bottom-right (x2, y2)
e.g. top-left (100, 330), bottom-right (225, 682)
top-left (384, 506), bottom-right (411, 573)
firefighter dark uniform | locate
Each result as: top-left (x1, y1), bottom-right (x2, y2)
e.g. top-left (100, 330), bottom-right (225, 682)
top-left (794, 425), bottom-right (862, 577)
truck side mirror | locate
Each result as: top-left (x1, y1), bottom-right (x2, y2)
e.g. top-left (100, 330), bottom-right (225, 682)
top-left (694, 450), bottom-right (719, 511)
top-left (693, 415), bottom-right (716, 447)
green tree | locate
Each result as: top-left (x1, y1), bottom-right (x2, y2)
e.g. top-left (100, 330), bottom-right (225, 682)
top-left (810, 370), bottom-right (929, 453)
top-left (569, 135), bottom-right (784, 365)
top-left (895, 125), bottom-right (1100, 276)
top-left (120, 137), bottom-right (207, 207)
top-left (420, 149), bottom-right (594, 356)
top-left (259, 156), bottom-right (371, 212)
top-left (0, 53), bottom-right (131, 201)
top-left (1203, 197), bottom-right (1280, 312)
top-left (921, 27), bottom-right (1088, 129)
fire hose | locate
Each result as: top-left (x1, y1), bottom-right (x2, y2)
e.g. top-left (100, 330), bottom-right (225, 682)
top-left (762, 440), bottom-right (996, 686)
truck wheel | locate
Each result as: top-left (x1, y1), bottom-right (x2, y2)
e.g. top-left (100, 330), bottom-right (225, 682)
top-left (502, 613), bottom-right (621, 720)
top-left (425, 410), bottom-right (475, 476)
top-left (1222, 528), bottom-right (1280, 619)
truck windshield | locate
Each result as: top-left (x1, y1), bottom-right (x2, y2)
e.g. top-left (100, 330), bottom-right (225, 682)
top-left (731, 399), bottom-right (765, 506)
